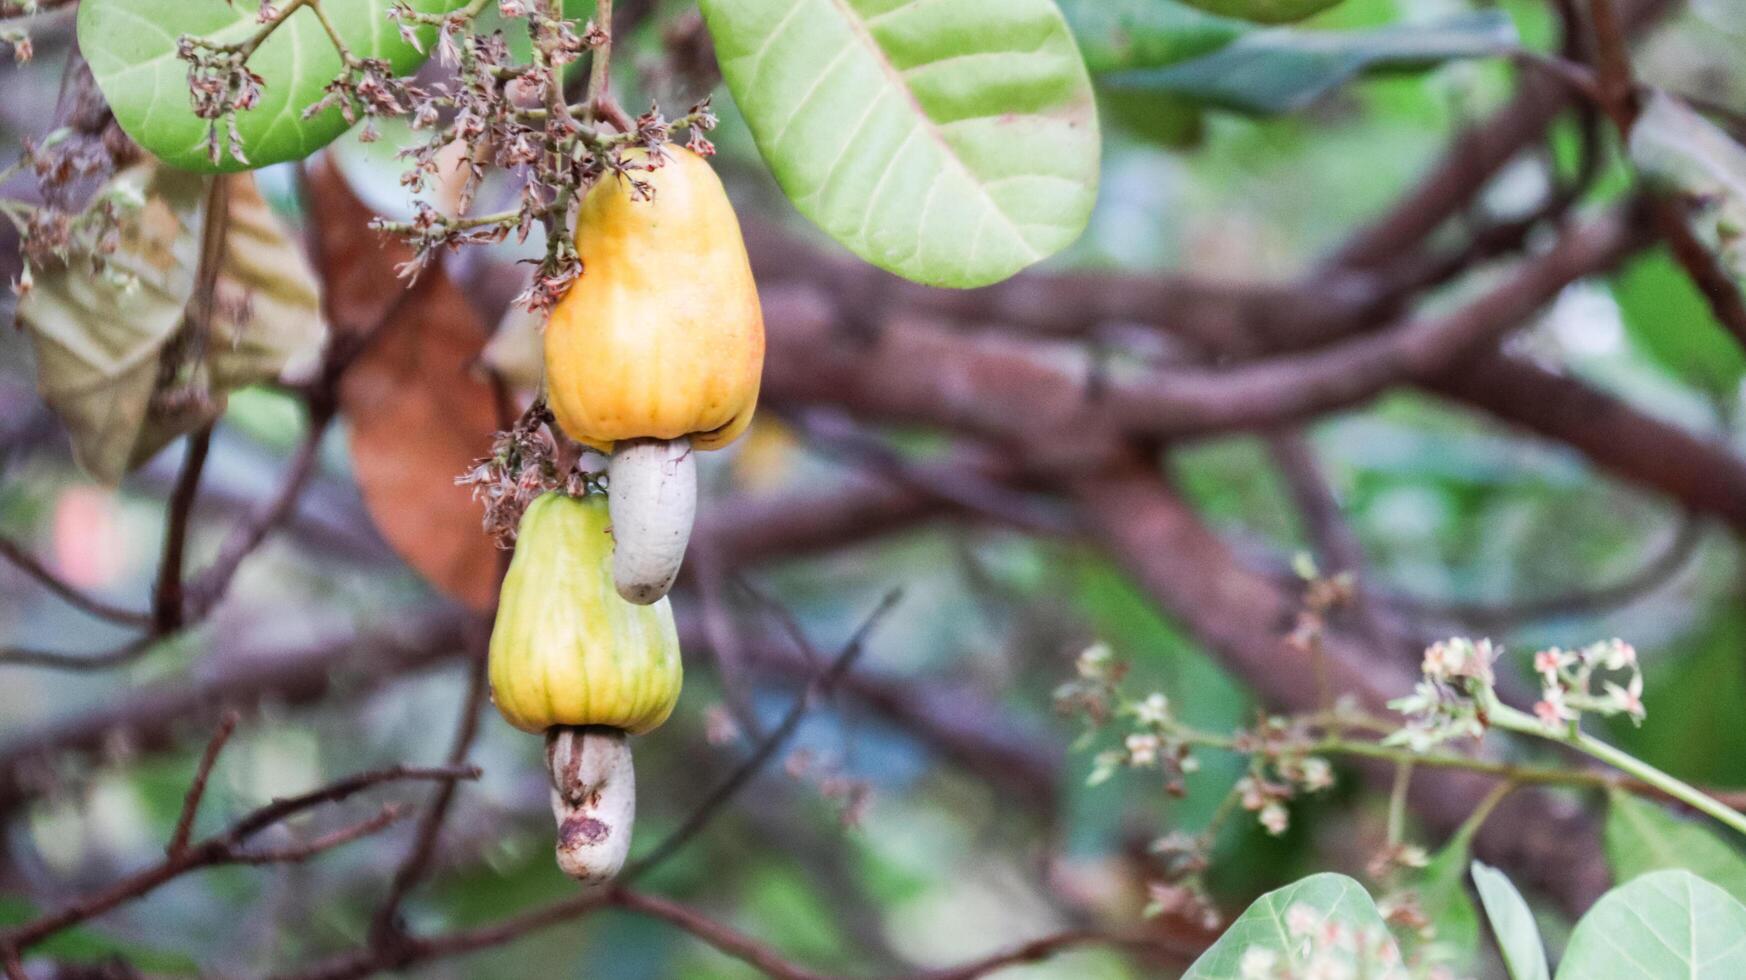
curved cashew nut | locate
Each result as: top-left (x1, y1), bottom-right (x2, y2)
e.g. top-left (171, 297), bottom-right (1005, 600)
top-left (546, 726), bottom-right (636, 885)
top-left (607, 436), bottom-right (697, 604)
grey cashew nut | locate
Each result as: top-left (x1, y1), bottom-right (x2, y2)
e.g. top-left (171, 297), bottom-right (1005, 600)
top-left (546, 725), bottom-right (636, 886)
top-left (606, 436), bottom-right (697, 604)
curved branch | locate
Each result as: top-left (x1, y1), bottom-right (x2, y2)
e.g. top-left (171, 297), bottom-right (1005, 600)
top-left (0, 535), bottom-right (150, 628)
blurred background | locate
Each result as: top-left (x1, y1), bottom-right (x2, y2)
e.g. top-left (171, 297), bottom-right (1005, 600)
top-left (4, 0), bottom-right (1746, 975)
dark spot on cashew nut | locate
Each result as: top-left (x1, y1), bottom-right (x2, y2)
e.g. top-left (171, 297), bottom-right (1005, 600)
top-left (561, 816), bottom-right (611, 846)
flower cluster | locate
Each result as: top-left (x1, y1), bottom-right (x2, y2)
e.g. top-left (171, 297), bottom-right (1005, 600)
top-left (456, 400), bottom-right (592, 546)
top-left (171, 0), bottom-right (716, 313)
top-left (1529, 639), bottom-right (1643, 730)
top-left (1057, 644), bottom-right (1334, 838)
top-left (1389, 636), bottom-right (1648, 748)
top-left (303, 56), bottom-right (420, 144)
top-left (1072, 670), bottom-right (1201, 795)
top-left (1231, 718), bottom-right (1335, 837)
top-left (1386, 638), bottom-right (1499, 752)
top-left (176, 36), bottom-right (267, 166)
top-left (1051, 641), bottom-right (1126, 728)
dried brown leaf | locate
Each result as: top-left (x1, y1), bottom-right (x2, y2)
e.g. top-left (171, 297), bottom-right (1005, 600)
top-left (303, 158), bottom-right (502, 612)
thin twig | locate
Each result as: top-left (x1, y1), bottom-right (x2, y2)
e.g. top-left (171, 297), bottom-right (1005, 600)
top-left (911, 928), bottom-right (1176, 980)
top-left (0, 764), bottom-right (478, 953)
top-left (1387, 512), bottom-right (1704, 628)
top-left (167, 709), bottom-right (241, 857)
top-left (186, 405), bottom-right (335, 618)
top-left (607, 890), bottom-right (829, 980)
top-left (623, 589), bottom-right (903, 881)
top-left (151, 425), bottom-right (213, 632)
top-left (368, 624), bottom-right (492, 945)
top-left (1264, 430), bottom-right (1398, 660)
top-left (0, 535), bottom-right (151, 627)
top-left (0, 632), bottom-right (159, 671)
top-left (235, 804), bottom-right (410, 864)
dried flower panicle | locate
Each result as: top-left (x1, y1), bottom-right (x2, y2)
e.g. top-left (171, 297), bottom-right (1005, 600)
top-left (455, 400), bottom-right (587, 546)
top-left (161, 0), bottom-right (716, 312)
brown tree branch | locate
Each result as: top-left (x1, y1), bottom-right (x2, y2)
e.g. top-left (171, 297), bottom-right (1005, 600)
top-left (1324, 0), bottom-right (1671, 270)
top-left (0, 611), bottom-right (473, 816)
top-left (367, 621), bottom-right (491, 947)
top-left (1428, 351), bottom-right (1746, 530)
top-left (607, 890), bottom-right (829, 980)
top-left (764, 208), bottom-right (1640, 452)
top-left (185, 405), bottom-right (336, 618)
top-left (0, 759), bottom-right (477, 955)
top-left (150, 425), bottom-right (212, 633)
top-left (166, 710), bottom-right (240, 857)
top-left (622, 589), bottom-right (903, 881)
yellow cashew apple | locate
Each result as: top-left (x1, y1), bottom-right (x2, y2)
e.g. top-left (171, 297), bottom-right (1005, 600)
top-left (545, 146), bottom-right (764, 453)
top-left (543, 146), bottom-right (765, 606)
top-left (488, 490), bottom-right (682, 885)
top-left (488, 491), bottom-right (682, 735)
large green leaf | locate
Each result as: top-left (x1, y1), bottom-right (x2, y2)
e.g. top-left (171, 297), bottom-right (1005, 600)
top-left (1176, 0), bottom-right (1343, 24)
top-left (1183, 873), bottom-right (1407, 978)
top-left (78, 0), bottom-right (460, 173)
top-left (1612, 249), bottom-right (1746, 396)
top-left (1472, 861), bottom-right (1550, 980)
top-left (1103, 11), bottom-right (1516, 115)
top-left (1606, 790), bottom-right (1746, 906)
top-left (700, 0), bottom-right (1101, 288)
top-left (1557, 869), bottom-right (1746, 978)
top-left (1630, 91), bottom-right (1746, 280)
top-left (1060, 0), bottom-right (1247, 73)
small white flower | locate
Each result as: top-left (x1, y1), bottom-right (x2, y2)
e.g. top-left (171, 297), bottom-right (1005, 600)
top-left (1076, 642), bottom-right (1113, 679)
top-left (1600, 639), bottom-right (1638, 671)
top-left (1239, 947), bottom-right (1279, 980)
top-left (1125, 733), bottom-right (1159, 766)
top-left (1285, 903), bottom-right (1320, 937)
top-left (1299, 756), bottom-right (1334, 792)
top-left (1134, 692), bottom-right (1170, 726)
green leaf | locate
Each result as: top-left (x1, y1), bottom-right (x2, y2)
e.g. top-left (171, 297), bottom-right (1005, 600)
top-left (1175, 0), bottom-right (1344, 24)
top-left (1103, 11), bottom-right (1517, 115)
top-left (1606, 790), bottom-right (1746, 906)
top-left (1472, 861), bottom-right (1550, 980)
top-left (1557, 869), bottom-right (1746, 978)
top-left (1059, 0), bottom-right (1248, 73)
top-left (700, 0), bottom-right (1101, 288)
top-left (1630, 91), bottom-right (1746, 280)
top-left (1098, 88), bottom-right (1206, 147)
top-left (1182, 873), bottom-right (1407, 978)
top-left (1409, 819), bottom-right (1484, 969)
top-left (78, 0), bottom-right (460, 173)
top-left (1612, 249), bottom-right (1746, 396)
